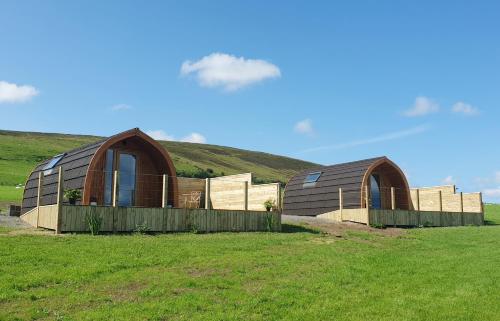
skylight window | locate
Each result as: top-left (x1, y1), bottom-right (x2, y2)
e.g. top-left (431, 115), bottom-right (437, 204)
top-left (304, 172), bottom-right (322, 184)
top-left (43, 153), bottom-right (65, 174)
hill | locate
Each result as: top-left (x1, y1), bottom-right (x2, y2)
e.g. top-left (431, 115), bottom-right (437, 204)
top-left (0, 129), bottom-right (317, 207)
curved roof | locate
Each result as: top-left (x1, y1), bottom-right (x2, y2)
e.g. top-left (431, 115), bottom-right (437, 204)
top-left (21, 128), bottom-right (177, 214)
top-left (283, 156), bottom-right (410, 216)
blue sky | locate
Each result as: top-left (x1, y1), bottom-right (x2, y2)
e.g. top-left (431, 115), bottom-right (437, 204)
top-left (1, 1), bottom-right (499, 201)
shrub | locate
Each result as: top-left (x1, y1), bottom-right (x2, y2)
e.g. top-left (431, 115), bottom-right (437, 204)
top-left (86, 211), bottom-right (102, 235)
top-left (370, 222), bottom-right (386, 229)
top-left (265, 213), bottom-right (276, 232)
top-left (264, 199), bottom-right (276, 212)
top-left (64, 189), bottom-right (82, 204)
top-left (134, 222), bottom-right (150, 234)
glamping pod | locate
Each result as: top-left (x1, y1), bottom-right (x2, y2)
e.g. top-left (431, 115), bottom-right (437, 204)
top-left (21, 128), bottom-right (178, 214)
top-left (283, 156), bottom-right (412, 216)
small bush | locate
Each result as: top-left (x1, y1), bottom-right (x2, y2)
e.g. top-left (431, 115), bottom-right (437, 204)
top-left (264, 199), bottom-right (276, 212)
top-left (370, 222), bottom-right (386, 229)
top-left (86, 212), bottom-right (102, 235)
top-left (134, 222), bottom-right (150, 234)
top-left (265, 213), bottom-right (276, 232)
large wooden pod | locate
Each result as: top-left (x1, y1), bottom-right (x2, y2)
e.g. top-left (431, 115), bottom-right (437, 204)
top-left (21, 128), bottom-right (178, 214)
top-left (283, 156), bottom-right (412, 216)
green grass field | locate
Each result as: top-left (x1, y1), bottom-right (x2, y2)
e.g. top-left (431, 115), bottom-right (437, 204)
top-left (0, 205), bottom-right (499, 321)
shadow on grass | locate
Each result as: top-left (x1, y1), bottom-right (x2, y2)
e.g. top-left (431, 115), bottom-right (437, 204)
top-left (280, 223), bottom-right (320, 234)
top-left (484, 220), bottom-right (500, 226)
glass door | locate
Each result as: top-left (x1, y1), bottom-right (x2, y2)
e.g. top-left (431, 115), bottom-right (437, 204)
top-left (370, 174), bottom-right (382, 209)
top-left (118, 153), bottom-right (136, 207)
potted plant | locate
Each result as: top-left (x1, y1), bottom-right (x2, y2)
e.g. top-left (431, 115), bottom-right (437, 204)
top-left (64, 189), bottom-right (82, 205)
top-left (264, 199), bottom-right (276, 212)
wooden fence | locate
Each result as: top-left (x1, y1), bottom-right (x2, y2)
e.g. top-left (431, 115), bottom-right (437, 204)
top-left (369, 209), bottom-right (483, 227)
top-left (21, 204), bottom-right (281, 233)
top-left (317, 208), bottom-right (483, 227)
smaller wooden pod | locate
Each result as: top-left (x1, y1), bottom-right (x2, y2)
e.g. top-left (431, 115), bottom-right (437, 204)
top-left (283, 157), bottom-right (412, 216)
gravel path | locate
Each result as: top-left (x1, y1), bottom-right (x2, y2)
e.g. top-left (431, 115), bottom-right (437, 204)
top-left (0, 214), bottom-right (31, 229)
top-left (282, 214), bottom-right (404, 237)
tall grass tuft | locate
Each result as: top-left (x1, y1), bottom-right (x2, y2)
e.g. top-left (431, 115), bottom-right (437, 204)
top-left (265, 213), bottom-right (276, 232)
top-left (86, 211), bottom-right (102, 235)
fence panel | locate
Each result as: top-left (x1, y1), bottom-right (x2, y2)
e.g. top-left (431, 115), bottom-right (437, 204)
top-left (59, 206), bottom-right (280, 233)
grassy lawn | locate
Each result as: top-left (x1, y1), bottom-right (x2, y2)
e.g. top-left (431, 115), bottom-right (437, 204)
top-left (0, 206), bottom-right (499, 321)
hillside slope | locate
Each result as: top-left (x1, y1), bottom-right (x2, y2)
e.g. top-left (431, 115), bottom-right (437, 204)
top-left (0, 129), bottom-right (317, 206)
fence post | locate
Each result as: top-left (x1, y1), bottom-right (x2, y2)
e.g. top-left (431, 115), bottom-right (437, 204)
top-left (112, 170), bottom-right (118, 207)
top-left (55, 166), bottom-right (64, 234)
top-left (162, 174), bottom-right (168, 208)
top-left (243, 181), bottom-right (249, 211)
top-left (339, 188), bottom-right (343, 222)
top-left (36, 171), bottom-right (44, 228)
top-left (460, 192), bottom-right (464, 225)
top-left (416, 188), bottom-right (420, 211)
top-left (391, 187), bottom-right (396, 210)
top-left (438, 190), bottom-right (443, 226)
top-left (277, 183), bottom-right (281, 211)
top-left (205, 178), bottom-right (211, 210)
top-left (416, 188), bottom-right (421, 226)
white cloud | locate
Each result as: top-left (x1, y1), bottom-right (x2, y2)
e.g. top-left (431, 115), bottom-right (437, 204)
top-left (146, 130), bottom-right (206, 144)
top-left (0, 81), bottom-right (39, 103)
top-left (301, 124), bottom-right (429, 153)
top-left (452, 101), bottom-right (479, 116)
top-left (483, 188), bottom-right (500, 198)
top-left (403, 96), bottom-right (440, 117)
top-left (146, 130), bottom-right (174, 141)
top-left (294, 119), bottom-right (314, 136)
top-left (181, 132), bottom-right (206, 144)
top-left (111, 104), bottom-right (132, 111)
top-left (442, 176), bottom-right (456, 185)
top-left (180, 52), bottom-right (281, 91)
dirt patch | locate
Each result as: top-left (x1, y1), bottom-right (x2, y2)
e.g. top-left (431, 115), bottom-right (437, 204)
top-left (282, 215), bottom-right (405, 238)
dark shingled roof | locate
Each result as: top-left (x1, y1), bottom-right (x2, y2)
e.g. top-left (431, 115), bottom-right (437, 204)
top-left (283, 157), bottom-right (386, 216)
top-left (21, 138), bottom-right (106, 213)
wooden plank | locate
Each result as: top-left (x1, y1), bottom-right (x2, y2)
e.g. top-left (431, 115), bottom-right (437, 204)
top-left (55, 167), bottom-right (64, 234)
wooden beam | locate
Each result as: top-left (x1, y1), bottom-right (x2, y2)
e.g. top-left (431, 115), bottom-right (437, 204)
top-left (205, 178), bottom-right (211, 210)
top-left (339, 188), bottom-right (343, 221)
top-left (162, 174), bottom-right (169, 208)
top-left (391, 187), bottom-right (396, 210)
top-left (112, 170), bottom-right (118, 208)
top-left (416, 188), bottom-right (420, 211)
top-left (438, 190), bottom-right (443, 213)
top-left (55, 166), bottom-right (64, 234)
top-left (277, 183), bottom-right (281, 211)
top-left (459, 192), bottom-right (464, 213)
top-left (36, 171), bottom-right (43, 228)
top-left (243, 181), bottom-right (249, 211)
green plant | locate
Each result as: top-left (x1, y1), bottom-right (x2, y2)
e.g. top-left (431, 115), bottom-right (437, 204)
top-left (85, 211), bottom-right (102, 235)
top-left (134, 222), bottom-right (150, 234)
top-left (265, 213), bottom-right (276, 232)
top-left (264, 199), bottom-right (276, 212)
top-left (64, 189), bottom-right (82, 204)
top-left (188, 222), bottom-right (200, 234)
top-left (370, 222), bottom-right (386, 229)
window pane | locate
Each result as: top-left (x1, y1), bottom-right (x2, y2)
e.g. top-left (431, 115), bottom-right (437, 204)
top-left (118, 153), bottom-right (136, 207)
top-left (304, 172), bottom-right (322, 183)
top-left (370, 174), bottom-right (381, 209)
